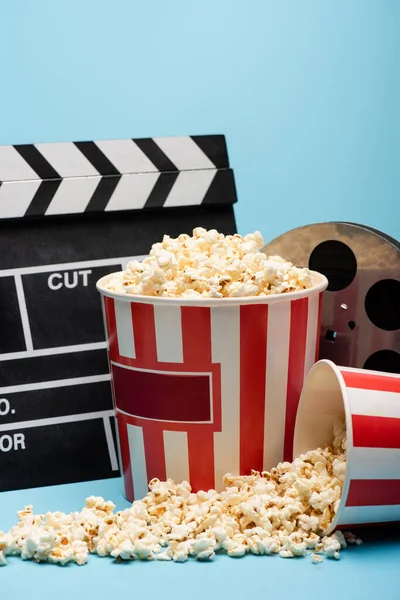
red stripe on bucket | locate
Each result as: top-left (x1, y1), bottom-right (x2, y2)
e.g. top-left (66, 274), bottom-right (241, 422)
top-left (130, 303), bottom-right (158, 367)
top-left (116, 414), bottom-right (134, 501)
top-left (181, 306), bottom-right (215, 490)
top-left (284, 298), bottom-right (309, 461)
top-left (142, 424), bottom-right (166, 483)
top-left (188, 428), bottom-right (215, 491)
top-left (181, 307), bottom-right (212, 367)
top-left (346, 479), bottom-right (400, 506)
top-left (352, 414), bottom-right (400, 449)
top-left (341, 371), bottom-right (400, 393)
top-left (240, 304), bottom-right (268, 474)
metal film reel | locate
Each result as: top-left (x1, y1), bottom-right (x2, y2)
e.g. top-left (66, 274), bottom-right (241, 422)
top-left (262, 222), bottom-right (400, 373)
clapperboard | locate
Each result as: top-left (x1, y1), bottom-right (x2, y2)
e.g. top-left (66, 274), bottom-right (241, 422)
top-left (0, 135), bottom-right (238, 491)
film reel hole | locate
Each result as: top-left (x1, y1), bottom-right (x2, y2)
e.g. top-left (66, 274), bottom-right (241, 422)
top-left (363, 350), bottom-right (400, 374)
top-left (309, 240), bottom-right (357, 292)
top-left (365, 279), bottom-right (400, 331)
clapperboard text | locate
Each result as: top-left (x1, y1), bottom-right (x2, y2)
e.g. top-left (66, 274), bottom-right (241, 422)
top-left (0, 257), bottom-right (142, 489)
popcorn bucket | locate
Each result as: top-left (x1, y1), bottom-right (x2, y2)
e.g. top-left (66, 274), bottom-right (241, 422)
top-left (293, 359), bottom-right (400, 534)
top-left (97, 273), bottom-right (327, 501)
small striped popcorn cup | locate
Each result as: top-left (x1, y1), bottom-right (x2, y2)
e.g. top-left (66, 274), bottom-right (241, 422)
top-left (97, 272), bottom-right (327, 502)
top-left (294, 359), bottom-right (400, 534)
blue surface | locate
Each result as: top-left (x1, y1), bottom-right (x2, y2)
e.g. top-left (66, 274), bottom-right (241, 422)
top-left (0, 478), bottom-right (399, 600)
top-left (0, 0), bottom-right (399, 241)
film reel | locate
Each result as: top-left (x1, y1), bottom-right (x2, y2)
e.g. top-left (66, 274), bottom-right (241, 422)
top-left (262, 222), bottom-right (400, 373)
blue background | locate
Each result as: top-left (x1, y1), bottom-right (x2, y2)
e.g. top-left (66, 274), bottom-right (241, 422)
top-left (1, 2), bottom-right (400, 597)
top-left (0, 0), bottom-right (399, 242)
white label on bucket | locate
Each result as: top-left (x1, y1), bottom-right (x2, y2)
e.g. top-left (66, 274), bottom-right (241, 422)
top-left (263, 302), bottom-right (291, 471)
top-left (163, 430), bottom-right (189, 483)
top-left (154, 304), bottom-right (183, 363)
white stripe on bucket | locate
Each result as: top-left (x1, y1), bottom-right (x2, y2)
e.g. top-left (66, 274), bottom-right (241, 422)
top-left (211, 305), bottom-right (240, 488)
top-left (303, 293), bottom-right (319, 379)
top-left (127, 423), bottom-right (148, 499)
top-left (163, 430), bottom-right (189, 482)
top-left (263, 302), bottom-right (291, 470)
top-left (351, 447), bottom-right (400, 480)
top-left (348, 388), bottom-right (400, 419)
top-left (154, 304), bottom-right (183, 363)
top-left (103, 416), bottom-right (119, 471)
top-left (115, 299), bottom-right (136, 359)
top-left (338, 504), bottom-right (400, 526)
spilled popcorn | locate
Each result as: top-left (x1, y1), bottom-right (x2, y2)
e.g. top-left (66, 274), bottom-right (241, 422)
top-left (0, 422), bottom-right (361, 567)
top-left (103, 227), bottom-right (316, 298)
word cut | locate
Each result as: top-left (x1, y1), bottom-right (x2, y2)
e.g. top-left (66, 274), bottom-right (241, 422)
top-left (48, 270), bottom-right (92, 291)
top-left (0, 433), bottom-right (26, 452)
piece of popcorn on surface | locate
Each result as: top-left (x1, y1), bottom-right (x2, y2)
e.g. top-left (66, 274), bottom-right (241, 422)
top-left (101, 228), bottom-right (317, 298)
top-left (311, 552), bottom-right (323, 564)
top-left (167, 541), bottom-right (190, 563)
top-left (320, 536), bottom-right (341, 560)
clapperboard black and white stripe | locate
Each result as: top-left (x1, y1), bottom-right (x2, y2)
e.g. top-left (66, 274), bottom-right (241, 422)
top-left (0, 134), bottom-right (238, 491)
top-left (0, 135), bottom-right (236, 218)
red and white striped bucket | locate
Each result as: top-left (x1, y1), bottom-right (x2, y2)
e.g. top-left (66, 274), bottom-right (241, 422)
top-left (97, 272), bottom-right (327, 501)
top-left (294, 359), bottom-right (400, 534)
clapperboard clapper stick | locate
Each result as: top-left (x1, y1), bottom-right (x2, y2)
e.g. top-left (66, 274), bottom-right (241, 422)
top-left (0, 135), bottom-right (238, 492)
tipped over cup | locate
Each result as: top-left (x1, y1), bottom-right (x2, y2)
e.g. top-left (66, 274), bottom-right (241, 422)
top-left (294, 359), bottom-right (400, 534)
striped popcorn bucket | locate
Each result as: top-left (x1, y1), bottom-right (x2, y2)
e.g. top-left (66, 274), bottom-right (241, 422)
top-left (294, 359), bottom-right (400, 534)
top-left (97, 272), bottom-right (327, 501)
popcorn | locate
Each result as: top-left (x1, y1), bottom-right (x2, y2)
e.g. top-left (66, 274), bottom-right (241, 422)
top-left (0, 423), bottom-right (359, 567)
top-left (320, 536), bottom-right (341, 560)
top-left (286, 539), bottom-right (307, 557)
top-left (343, 531), bottom-right (363, 546)
top-left (311, 552), bottom-right (323, 564)
top-left (167, 541), bottom-right (190, 562)
top-left (102, 228), bottom-right (317, 298)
